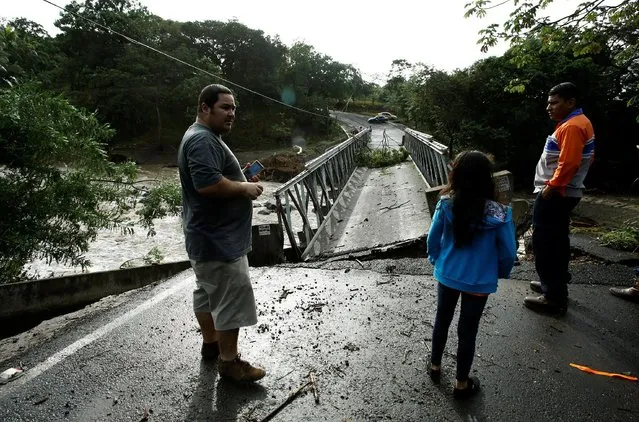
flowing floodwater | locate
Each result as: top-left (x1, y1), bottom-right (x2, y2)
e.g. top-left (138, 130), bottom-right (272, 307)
top-left (25, 165), bottom-right (286, 279)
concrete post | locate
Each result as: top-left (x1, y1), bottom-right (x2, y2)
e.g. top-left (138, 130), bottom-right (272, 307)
top-left (425, 186), bottom-right (445, 217)
top-left (248, 223), bottom-right (284, 266)
top-left (493, 170), bottom-right (514, 205)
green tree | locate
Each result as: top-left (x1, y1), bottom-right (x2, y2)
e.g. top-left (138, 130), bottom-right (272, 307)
top-left (381, 37), bottom-right (636, 189)
top-left (52, 0), bottom-right (163, 143)
top-left (182, 19), bottom-right (286, 107)
top-left (6, 0), bottom-right (356, 154)
top-left (0, 83), bottom-right (180, 283)
top-left (0, 19), bottom-right (59, 87)
top-left (465, 0), bottom-right (639, 116)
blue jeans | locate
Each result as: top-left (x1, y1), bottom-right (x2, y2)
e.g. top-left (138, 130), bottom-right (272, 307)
top-left (532, 193), bottom-right (580, 306)
top-left (431, 283), bottom-right (488, 381)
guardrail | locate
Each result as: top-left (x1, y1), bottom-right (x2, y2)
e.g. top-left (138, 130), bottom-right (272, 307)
top-left (403, 128), bottom-right (451, 187)
top-left (274, 129), bottom-right (371, 261)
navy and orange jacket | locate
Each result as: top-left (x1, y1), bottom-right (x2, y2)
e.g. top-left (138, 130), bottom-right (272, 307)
top-left (533, 108), bottom-right (595, 197)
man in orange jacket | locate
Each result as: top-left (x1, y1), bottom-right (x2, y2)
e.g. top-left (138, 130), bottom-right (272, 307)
top-left (525, 82), bottom-right (595, 314)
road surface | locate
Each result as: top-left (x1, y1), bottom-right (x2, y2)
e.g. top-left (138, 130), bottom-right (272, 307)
top-left (0, 258), bottom-right (637, 421)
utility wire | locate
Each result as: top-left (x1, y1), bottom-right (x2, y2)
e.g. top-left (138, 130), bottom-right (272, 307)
top-left (484, 0), bottom-right (511, 11)
top-left (41, 0), bottom-right (331, 120)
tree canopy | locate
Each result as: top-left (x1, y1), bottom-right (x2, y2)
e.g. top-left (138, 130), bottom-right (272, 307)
top-left (465, 0), bottom-right (639, 113)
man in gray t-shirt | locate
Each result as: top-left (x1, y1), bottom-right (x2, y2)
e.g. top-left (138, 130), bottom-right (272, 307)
top-left (178, 123), bottom-right (252, 261)
top-left (177, 84), bottom-right (266, 383)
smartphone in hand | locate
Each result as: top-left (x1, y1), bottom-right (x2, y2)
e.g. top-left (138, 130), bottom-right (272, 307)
top-left (243, 160), bottom-right (264, 179)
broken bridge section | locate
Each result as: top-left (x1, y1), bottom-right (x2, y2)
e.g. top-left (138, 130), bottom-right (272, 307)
top-left (303, 125), bottom-right (431, 260)
top-left (304, 163), bottom-right (431, 259)
top-left (275, 119), bottom-right (454, 262)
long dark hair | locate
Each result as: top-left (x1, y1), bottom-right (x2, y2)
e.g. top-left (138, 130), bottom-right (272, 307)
top-left (440, 151), bottom-right (496, 247)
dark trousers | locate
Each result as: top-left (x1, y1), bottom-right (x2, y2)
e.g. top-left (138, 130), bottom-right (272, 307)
top-left (532, 193), bottom-right (580, 306)
top-left (431, 283), bottom-right (488, 381)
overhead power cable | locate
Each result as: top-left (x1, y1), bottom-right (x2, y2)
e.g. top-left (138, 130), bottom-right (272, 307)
top-left (41, 0), bottom-right (331, 120)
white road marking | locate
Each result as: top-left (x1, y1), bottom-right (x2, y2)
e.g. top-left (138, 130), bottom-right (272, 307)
top-left (0, 276), bottom-right (190, 397)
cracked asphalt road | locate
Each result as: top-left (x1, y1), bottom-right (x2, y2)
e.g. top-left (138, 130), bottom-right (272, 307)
top-left (1, 256), bottom-right (637, 422)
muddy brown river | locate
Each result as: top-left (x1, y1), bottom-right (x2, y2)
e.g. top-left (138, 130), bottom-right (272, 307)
top-left (25, 165), bottom-right (286, 278)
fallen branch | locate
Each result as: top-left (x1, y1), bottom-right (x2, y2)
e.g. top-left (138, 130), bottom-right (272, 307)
top-left (301, 302), bottom-right (327, 312)
top-left (400, 324), bottom-right (415, 337)
top-left (310, 372), bottom-right (320, 404)
top-left (402, 349), bottom-right (412, 364)
top-left (380, 200), bottom-right (410, 213)
top-left (330, 365), bottom-right (346, 378)
top-left (276, 369), bottom-right (295, 381)
top-left (259, 380), bottom-right (312, 422)
top-left (279, 288), bottom-right (294, 301)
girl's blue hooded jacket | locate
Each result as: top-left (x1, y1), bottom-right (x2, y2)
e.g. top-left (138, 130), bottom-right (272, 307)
top-left (427, 197), bottom-right (517, 294)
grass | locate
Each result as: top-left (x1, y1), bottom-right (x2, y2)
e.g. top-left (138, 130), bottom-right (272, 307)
top-left (572, 218), bottom-right (638, 252)
top-left (571, 226), bottom-right (606, 236)
top-left (600, 219), bottom-right (639, 252)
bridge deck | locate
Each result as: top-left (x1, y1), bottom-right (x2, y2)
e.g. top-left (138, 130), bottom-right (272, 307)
top-left (315, 160), bottom-right (431, 258)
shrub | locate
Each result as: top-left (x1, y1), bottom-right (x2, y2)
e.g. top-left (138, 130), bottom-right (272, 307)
top-left (600, 219), bottom-right (639, 252)
top-left (357, 147), bottom-right (409, 168)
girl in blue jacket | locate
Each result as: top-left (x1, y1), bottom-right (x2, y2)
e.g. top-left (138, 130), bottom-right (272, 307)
top-left (427, 151), bottom-right (516, 399)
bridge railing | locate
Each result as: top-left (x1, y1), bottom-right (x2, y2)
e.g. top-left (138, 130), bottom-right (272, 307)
top-left (274, 129), bottom-right (371, 261)
top-left (403, 128), bottom-right (451, 188)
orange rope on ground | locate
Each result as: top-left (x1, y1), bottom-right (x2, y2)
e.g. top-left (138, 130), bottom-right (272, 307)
top-left (569, 363), bottom-right (638, 382)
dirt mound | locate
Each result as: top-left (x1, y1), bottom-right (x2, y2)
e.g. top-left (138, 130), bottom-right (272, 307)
top-left (259, 152), bottom-right (306, 182)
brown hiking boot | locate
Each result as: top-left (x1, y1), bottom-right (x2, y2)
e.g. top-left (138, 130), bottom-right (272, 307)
top-left (217, 355), bottom-right (266, 382)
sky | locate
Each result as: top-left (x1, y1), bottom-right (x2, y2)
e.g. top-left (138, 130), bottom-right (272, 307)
top-left (1, 0), bottom-right (574, 84)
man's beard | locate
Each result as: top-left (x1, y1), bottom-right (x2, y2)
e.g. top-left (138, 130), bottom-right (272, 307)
top-left (215, 121), bottom-right (233, 135)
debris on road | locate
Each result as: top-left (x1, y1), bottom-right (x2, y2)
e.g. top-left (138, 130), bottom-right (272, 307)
top-left (569, 363), bottom-right (638, 382)
top-left (402, 349), bottom-right (413, 364)
top-left (380, 200), bottom-right (410, 213)
top-left (400, 324), bottom-right (415, 337)
top-left (343, 342), bottom-right (360, 352)
top-left (302, 302), bottom-right (327, 312)
top-left (139, 408), bottom-right (152, 422)
top-left (1, 366), bottom-right (25, 385)
top-left (33, 396), bottom-right (48, 405)
top-left (259, 377), bottom-right (314, 422)
top-left (310, 372), bottom-right (320, 404)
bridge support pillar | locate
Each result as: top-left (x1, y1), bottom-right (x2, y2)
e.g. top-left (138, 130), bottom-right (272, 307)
top-left (248, 224), bottom-right (284, 266)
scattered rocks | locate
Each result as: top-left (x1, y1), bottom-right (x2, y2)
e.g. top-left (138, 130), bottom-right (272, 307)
top-left (343, 343), bottom-right (360, 352)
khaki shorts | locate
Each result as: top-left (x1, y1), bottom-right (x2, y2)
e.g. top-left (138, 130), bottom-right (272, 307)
top-left (191, 255), bottom-right (257, 331)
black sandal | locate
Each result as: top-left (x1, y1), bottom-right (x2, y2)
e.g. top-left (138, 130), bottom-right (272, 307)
top-left (453, 376), bottom-right (481, 399)
top-left (428, 364), bottom-right (441, 384)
